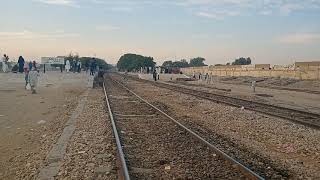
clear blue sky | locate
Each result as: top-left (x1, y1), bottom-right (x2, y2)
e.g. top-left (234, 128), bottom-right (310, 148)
top-left (0, 0), bottom-right (320, 65)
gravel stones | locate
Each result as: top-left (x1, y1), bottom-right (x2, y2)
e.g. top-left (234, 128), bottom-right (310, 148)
top-left (56, 89), bottom-right (117, 179)
top-left (119, 75), bottom-right (320, 179)
top-left (105, 77), bottom-right (247, 179)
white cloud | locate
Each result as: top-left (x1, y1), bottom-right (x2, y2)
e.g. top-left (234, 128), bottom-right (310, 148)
top-left (96, 25), bottom-right (120, 31)
top-left (278, 33), bottom-right (320, 44)
top-left (0, 30), bottom-right (79, 40)
top-left (176, 0), bottom-right (320, 18)
top-left (196, 10), bottom-right (239, 20)
top-left (196, 12), bottom-right (221, 19)
top-left (34, 0), bottom-right (78, 7)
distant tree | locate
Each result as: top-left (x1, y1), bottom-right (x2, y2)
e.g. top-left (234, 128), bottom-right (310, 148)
top-left (117, 53), bottom-right (155, 71)
top-left (189, 57), bottom-right (206, 67)
top-left (231, 57), bottom-right (252, 65)
top-left (172, 59), bottom-right (189, 68)
top-left (215, 64), bottom-right (223, 66)
top-left (80, 57), bottom-right (110, 70)
top-left (226, 63), bottom-right (230, 65)
top-left (162, 60), bottom-right (173, 67)
top-left (63, 53), bottom-right (110, 70)
top-left (162, 59), bottom-right (189, 68)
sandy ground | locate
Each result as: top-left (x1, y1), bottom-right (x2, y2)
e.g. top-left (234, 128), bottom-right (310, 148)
top-left (134, 72), bottom-right (320, 114)
top-left (217, 76), bottom-right (320, 91)
top-left (176, 79), bottom-right (320, 114)
top-left (0, 72), bottom-right (89, 179)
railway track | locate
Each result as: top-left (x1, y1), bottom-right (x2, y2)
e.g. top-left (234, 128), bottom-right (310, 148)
top-left (103, 76), bottom-right (265, 180)
top-left (220, 81), bottom-right (320, 95)
top-left (121, 74), bottom-right (320, 129)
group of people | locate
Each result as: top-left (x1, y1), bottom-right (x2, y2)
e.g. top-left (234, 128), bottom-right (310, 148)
top-left (17, 56), bottom-right (39, 94)
top-left (65, 59), bottom-right (82, 73)
top-left (193, 72), bottom-right (213, 84)
top-left (1, 54), bottom-right (100, 94)
top-left (18, 56), bottom-right (34, 73)
top-left (1, 54), bottom-right (39, 94)
top-left (65, 59), bottom-right (97, 76)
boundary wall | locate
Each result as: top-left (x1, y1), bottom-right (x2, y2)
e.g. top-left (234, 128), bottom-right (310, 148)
top-left (181, 64), bottom-right (320, 80)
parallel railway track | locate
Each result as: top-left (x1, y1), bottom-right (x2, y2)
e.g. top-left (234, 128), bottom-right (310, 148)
top-left (103, 75), bottom-right (266, 180)
top-left (121, 74), bottom-right (320, 129)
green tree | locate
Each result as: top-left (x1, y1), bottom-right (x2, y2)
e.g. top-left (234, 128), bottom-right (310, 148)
top-left (189, 57), bottom-right (206, 67)
top-left (173, 60), bottom-right (188, 67)
top-left (162, 59), bottom-right (189, 68)
top-left (117, 53), bottom-right (155, 71)
top-left (79, 57), bottom-right (111, 70)
top-left (63, 53), bottom-right (110, 70)
top-left (162, 60), bottom-right (173, 67)
top-left (231, 57), bottom-right (252, 65)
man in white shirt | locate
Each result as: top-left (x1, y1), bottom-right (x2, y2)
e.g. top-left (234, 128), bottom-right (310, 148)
top-left (2, 54), bottom-right (9, 73)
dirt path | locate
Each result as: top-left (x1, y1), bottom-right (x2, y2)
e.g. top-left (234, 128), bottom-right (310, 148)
top-left (0, 72), bottom-right (88, 179)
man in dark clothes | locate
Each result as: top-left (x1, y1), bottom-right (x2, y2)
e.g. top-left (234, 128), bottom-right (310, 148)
top-left (72, 60), bottom-right (77, 73)
top-left (28, 61), bottom-right (33, 71)
top-left (153, 70), bottom-right (157, 81)
top-left (18, 56), bottom-right (25, 73)
top-left (85, 60), bottom-right (89, 73)
top-left (90, 59), bottom-right (97, 76)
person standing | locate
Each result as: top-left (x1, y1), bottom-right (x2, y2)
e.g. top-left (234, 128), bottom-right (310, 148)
top-left (2, 54), bottom-right (9, 73)
top-left (77, 60), bottom-right (81, 73)
top-left (85, 60), bottom-right (89, 73)
top-left (24, 62), bottom-right (29, 88)
top-left (251, 81), bottom-right (256, 93)
top-left (23, 61), bottom-right (29, 73)
top-left (28, 61), bottom-right (39, 94)
top-left (28, 61), bottom-right (33, 71)
top-left (73, 60), bottom-right (77, 73)
top-left (65, 60), bottom-right (71, 72)
top-left (18, 56), bottom-right (25, 73)
top-left (153, 70), bottom-right (157, 81)
top-left (90, 59), bottom-right (96, 76)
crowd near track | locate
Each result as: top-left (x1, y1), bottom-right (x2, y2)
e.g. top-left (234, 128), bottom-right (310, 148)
top-left (121, 74), bottom-right (320, 129)
top-left (103, 75), bottom-right (266, 180)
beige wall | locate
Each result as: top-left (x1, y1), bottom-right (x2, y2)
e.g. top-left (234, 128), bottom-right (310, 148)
top-left (182, 65), bottom-right (320, 80)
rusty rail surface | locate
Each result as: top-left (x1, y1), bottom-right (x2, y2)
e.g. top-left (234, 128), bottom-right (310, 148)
top-left (103, 82), bottom-right (130, 180)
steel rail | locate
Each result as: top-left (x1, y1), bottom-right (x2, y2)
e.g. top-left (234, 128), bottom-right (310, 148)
top-left (103, 82), bottom-right (131, 180)
top-left (159, 82), bottom-right (320, 129)
top-left (122, 74), bottom-right (320, 129)
top-left (111, 77), bottom-right (265, 180)
top-left (220, 81), bottom-right (320, 95)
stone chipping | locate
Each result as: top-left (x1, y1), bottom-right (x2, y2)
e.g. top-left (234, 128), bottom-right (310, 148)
top-left (56, 89), bottom-right (117, 180)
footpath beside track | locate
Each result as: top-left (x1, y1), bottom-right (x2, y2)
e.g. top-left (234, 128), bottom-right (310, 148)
top-left (121, 73), bottom-right (320, 129)
top-left (103, 75), bottom-right (265, 180)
